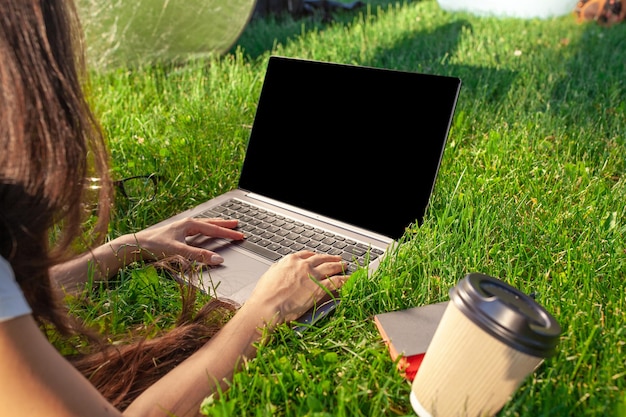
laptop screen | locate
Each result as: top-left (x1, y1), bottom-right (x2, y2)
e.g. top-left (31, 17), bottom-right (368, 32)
top-left (238, 56), bottom-right (461, 240)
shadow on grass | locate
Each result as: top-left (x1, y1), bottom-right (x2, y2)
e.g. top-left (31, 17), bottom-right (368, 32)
top-left (360, 20), bottom-right (518, 104)
top-left (236, 6), bottom-right (518, 109)
top-left (235, 0), bottom-right (419, 58)
top-left (235, 0), bottom-right (624, 123)
top-left (547, 23), bottom-right (626, 167)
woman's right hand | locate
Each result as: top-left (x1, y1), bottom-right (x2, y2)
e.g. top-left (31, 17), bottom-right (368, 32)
top-left (243, 251), bottom-right (350, 326)
top-left (124, 250), bottom-right (350, 416)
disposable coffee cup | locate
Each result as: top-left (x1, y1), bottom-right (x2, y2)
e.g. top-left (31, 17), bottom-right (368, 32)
top-left (410, 273), bottom-right (561, 417)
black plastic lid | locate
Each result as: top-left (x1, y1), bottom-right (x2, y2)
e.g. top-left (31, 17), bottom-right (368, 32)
top-left (450, 273), bottom-right (562, 358)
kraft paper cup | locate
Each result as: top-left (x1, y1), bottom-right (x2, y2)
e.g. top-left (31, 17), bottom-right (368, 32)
top-left (410, 273), bottom-right (561, 417)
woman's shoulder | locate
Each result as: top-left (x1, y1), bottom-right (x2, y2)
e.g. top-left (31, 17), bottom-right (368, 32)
top-left (0, 256), bottom-right (33, 322)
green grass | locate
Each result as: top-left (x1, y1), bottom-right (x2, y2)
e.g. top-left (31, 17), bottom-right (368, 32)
top-left (72, 0), bottom-right (626, 415)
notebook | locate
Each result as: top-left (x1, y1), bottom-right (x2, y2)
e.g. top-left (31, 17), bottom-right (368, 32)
top-left (148, 56), bottom-right (461, 322)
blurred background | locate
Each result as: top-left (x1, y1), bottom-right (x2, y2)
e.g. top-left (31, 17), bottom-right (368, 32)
top-left (77, 0), bottom-right (257, 69)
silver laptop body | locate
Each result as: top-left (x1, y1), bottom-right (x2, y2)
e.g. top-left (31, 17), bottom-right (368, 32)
top-left (149, 56), bottom-right (462, 313)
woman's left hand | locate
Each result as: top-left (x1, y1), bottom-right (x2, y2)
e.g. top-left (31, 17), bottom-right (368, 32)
top-left (130, 217), bottom-right (244, 265)
top-left (51, 217), bottom-right (243, 291)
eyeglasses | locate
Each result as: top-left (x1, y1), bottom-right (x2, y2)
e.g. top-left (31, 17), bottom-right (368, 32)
top-left (84, 174), bottom-right (160, 210)
top-left (113, 174), bottom-right (160, 203)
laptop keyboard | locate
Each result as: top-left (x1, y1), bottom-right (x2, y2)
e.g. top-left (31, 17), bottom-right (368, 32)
top-left (193, 199), bottom-right (384, 273)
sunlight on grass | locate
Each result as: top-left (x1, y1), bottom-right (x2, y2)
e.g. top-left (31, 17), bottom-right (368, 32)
top-left (72, 0), bottom-right (626, 415)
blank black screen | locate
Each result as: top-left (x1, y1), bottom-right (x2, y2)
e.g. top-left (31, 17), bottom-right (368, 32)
top-left (238, 56), bottom-right (461, 240)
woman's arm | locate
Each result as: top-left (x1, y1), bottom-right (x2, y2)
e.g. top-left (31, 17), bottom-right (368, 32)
top-left (0, 251), bottom-right (348, 417)
top-left (50, 218), bottom-right (244, 293)
top-left (124, 251), bottom-right (348, 417)
top-left (0, 314), bottom-right (124, 417)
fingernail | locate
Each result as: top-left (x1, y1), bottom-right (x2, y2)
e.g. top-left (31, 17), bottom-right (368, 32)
top-left (210, 254), bottom-right (224, 264)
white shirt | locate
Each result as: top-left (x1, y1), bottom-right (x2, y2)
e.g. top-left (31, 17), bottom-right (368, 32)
top-left (0, 255), bottom-right (32, 322)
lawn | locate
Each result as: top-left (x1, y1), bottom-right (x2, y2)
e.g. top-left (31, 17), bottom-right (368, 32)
top-left (74, 0), bottom-right (625, 415)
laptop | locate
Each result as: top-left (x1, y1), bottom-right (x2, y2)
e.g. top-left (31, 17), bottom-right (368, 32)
top-left (149, 56), bottom-right (461, 322)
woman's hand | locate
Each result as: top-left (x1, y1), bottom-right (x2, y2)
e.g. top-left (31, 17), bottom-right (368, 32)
top-left (131, 217), bottom-right (244, 265)
top-left (243, 250), bottom-right (350, 326)
top-left (124, 250), bottom-right (351, 417)
top-left (51, 217), bottom-right (243, 292)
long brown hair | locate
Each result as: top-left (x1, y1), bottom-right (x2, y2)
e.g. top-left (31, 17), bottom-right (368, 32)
top-left (0, 1), bottom-right (230, 410)
top-left (69, 293), bottom-right (236, 410)
top-left (0, 0), bottom-right (111, 332)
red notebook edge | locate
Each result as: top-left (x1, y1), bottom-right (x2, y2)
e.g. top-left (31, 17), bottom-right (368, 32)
top-left (373, 302), bottom-right (448, 382)
top-left (374, 315), bottom-right (425, 382)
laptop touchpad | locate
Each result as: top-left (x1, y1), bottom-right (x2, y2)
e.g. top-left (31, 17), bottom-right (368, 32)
top-left (186, 236), bottom-right (273, 305)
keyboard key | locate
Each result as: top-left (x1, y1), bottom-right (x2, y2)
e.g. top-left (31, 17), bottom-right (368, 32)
top-left (233, 240), bottom-right (282, 261)
top-left (194, 199), bottom-right (382, 268)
